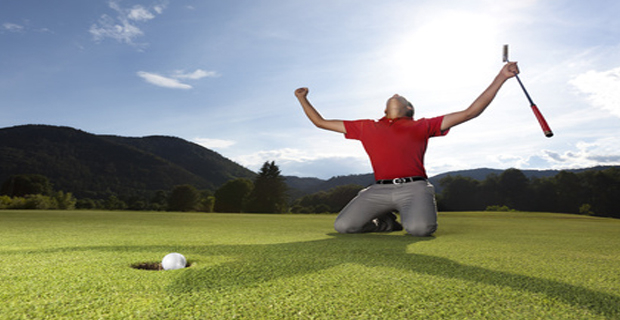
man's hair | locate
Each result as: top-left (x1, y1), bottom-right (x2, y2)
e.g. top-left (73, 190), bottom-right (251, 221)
top-left (405, 101), bottom-right (414, 118)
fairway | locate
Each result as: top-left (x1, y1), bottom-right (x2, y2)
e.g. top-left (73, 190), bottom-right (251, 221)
top-left (1, 211), bottom-right (619, 319)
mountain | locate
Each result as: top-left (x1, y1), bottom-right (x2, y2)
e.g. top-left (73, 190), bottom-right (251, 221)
top-left (101, 135), bottom-right (254, 186)
top-left (2, 124), bottom-right (616, 202)
top-left (288, 166), bottom-right (620, 196)
top-left (285, 174), bottom-right (375, 199)
top-left (0, 125), bottom-right (255, 198)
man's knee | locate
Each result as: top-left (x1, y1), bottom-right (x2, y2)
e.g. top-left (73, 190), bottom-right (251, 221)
top-left (334, 217), bottom-right (372, 234)
top-left (404, 222), bottom-right (437, 237)
top-left (334, 218), bottom-right (357, 234)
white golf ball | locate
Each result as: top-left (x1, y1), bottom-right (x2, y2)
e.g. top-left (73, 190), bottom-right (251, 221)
top-left (162, 253), bottom-right (186, 270)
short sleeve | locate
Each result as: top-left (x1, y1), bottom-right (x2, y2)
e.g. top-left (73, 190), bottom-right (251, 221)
top-left (427, 116), bottom-right (449, 137)
top-left (343, 120), bottom-right (368, 140)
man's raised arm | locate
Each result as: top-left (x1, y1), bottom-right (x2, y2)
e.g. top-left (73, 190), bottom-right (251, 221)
top-left (295, 87), bottom-right (346, 134)
top-left (441, 62), bottom-right (519, 131)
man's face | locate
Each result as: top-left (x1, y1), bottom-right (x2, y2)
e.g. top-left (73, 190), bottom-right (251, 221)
top-left (386, 94), bottom-right (414, 117)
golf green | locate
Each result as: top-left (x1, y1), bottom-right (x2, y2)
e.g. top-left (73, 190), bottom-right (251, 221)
top-left (1, 210), bottom-right (618, 319)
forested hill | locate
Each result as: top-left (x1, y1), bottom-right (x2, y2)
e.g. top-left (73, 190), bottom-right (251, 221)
top-left (286, 166), bottom-right (620, 196)
top-left (2, 124), bottom-right (617, 206)
top-left (0, 125), bottom-right (255, 198)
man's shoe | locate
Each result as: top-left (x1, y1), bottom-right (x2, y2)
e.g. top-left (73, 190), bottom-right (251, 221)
top-left (371, 212), bottom-right (403, 232)
top-left (384, 212), bottom-right (403, 231)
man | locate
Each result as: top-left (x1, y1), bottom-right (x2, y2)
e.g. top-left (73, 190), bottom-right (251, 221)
top-left (294, 62), bottom-right (519, 236)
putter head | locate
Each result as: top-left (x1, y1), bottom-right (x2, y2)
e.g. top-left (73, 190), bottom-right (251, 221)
top-left (502, 44), bottom-right (509, 63)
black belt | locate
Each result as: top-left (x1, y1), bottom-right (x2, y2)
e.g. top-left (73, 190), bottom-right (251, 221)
top-left (376, 176), bottom-right (426, 185)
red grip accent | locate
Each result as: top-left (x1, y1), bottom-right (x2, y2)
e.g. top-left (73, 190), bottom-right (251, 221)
top-left (530, 104), bottom-right (553, 138)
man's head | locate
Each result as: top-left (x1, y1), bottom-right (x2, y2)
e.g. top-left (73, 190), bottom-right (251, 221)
top-left (385, 94), bottom-right (414, 119)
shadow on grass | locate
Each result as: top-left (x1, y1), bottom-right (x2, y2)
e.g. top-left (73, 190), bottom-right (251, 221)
top-left (11, 234), bottom-right (618, 318)
top-left (167, 234), bottom-right (619, 318)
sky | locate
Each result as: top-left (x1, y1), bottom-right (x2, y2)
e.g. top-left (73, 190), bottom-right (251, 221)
top-left (1, 0), bottom-right (619, 179)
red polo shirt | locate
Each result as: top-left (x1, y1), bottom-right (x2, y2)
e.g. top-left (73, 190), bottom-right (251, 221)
top-left (343, 116), bottom-right (448, 180)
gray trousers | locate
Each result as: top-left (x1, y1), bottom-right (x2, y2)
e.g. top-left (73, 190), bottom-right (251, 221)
top-left (334, 180), bottom-right (438, 237)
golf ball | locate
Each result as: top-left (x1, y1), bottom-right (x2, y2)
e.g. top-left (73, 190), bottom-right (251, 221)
top-left (162, 253), bottom-right (186, 270)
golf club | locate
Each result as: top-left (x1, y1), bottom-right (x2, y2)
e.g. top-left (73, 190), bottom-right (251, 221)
top-left (503, 44), bottom-right (553, 138)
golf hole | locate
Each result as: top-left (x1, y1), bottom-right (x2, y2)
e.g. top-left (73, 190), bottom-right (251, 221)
top-left (131, 262), bottom-right (164, 271)
top-left (130, 261), bottom-right (192, 271)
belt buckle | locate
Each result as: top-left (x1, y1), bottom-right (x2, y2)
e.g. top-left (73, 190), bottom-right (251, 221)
top-left (392, 177), bottom-right (405, 185)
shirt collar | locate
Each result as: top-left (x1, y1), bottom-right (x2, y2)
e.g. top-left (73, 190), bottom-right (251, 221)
top-left (379, 116), bottom-right (412, 124)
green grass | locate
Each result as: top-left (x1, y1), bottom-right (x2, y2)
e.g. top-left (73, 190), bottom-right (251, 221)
top-left (1, 210), bottom-right (619, 319)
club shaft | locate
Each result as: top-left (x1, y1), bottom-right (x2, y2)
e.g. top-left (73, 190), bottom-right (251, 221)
top-left (504, 44), bottom-right (553, 137)
top-left (514, 75), bottom-right (554, 137)
top-left (514, 74), bottom-right (535, 106)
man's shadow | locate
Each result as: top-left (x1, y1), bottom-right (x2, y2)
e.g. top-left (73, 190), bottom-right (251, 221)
top-left (168, 234), bottom-right (619, 318)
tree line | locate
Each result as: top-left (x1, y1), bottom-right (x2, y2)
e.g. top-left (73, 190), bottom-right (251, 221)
top-left (0, 161), bottom-right (289, 214)
top-left (2, 164), bottom-right (618, 219)
top-left (437, 167), bottom-right (620, 218)
top-left (265, 167), bottom-right (620, 219)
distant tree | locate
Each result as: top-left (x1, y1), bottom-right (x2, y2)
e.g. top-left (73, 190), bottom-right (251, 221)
top-left (553, 171), bottom-right (581, 214)
top-left (485, 205), bottom-right (515, 212)
top-left (76, 198), bottom-right (99, 210)
top-left (290, 204), bottom-right (305, 213)
top-left (291, 184), bottom-right (363, 214)
top-left (579, 203), bottom-right (594, 216)
top-left (0, 195), bottom-right (11, 209)
top-left (105, 195), bottom-right (127, 210)
top-left (54, 191), bottom-right (77, 210)
top-left (24, 194), bottom-right (55, 210)
top-left (167, 185), bottom-right (200, 212)
top-left (198, 195), bottom-right (216, 213)
top-left (196, 190), bottom-right (215, 213)
top-left (245, 161), bottom-right (288, 213)
top-left (438, 175), bottom-right (482, 211)
top-left (150, 190), bottom-right (168, 211)
top-left (325, 184), bottom-right (363, 212)
top-left (314, 203), bottom-right (331, 213)
top-left (478, 173), bottom-right (501, 208)
top-left (214, 178), bottom-right (253, 212)
top-left (497, 168), bottom-right (530, 210)
top-left (296, 191), bottom-right (327, 209)
top-left (529, 177), bottom-right (558, 213)
top-left (1, 174), bottom-right (53, 197)
top-left (582, 169), bottom-right (620, 217)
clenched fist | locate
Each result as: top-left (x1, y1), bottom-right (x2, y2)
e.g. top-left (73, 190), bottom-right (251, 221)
top-left (295, 87), bottom-right (309, 98)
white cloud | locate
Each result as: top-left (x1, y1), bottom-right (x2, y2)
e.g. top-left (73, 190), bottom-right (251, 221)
top-left (194, 138), bottom-right (236, 149)
top-left (232, 148), bottom-right (370, 178)
top-left (90, 0), bottom-right (165, 45)
top-left (153, 5), bottom-right (166, 14)
top-left (1, 22), bottom-right (52, 34)
top-left (136, 71), bottom-right (192, 89)
top-left (90, 14), bottom-right (143, 44)
top-left (570, 67), bottom-right (620, 118)
top-left (137, 69), bottom-right (218, 89)
top-left (542, 138), bottom-right (620, 168)
top-left (481, 137), bottom-right (620, 172)
top-left (2, 22), bottom-right (24, 32)
top-left (173, 69), bottom-right (220, 80)
top-left (128, 6), bottom-right (155, 21)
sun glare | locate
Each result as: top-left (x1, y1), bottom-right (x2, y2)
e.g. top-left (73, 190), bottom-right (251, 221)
top-left (383, 12), bottom-right (501, 94)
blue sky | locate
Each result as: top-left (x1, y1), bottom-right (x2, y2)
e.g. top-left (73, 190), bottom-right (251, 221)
top-left (1, 0), bottom-right (619, 179)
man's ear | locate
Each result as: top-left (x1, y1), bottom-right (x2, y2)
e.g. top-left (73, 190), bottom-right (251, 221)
top-left (405, 107), bottom-right (414, 118)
